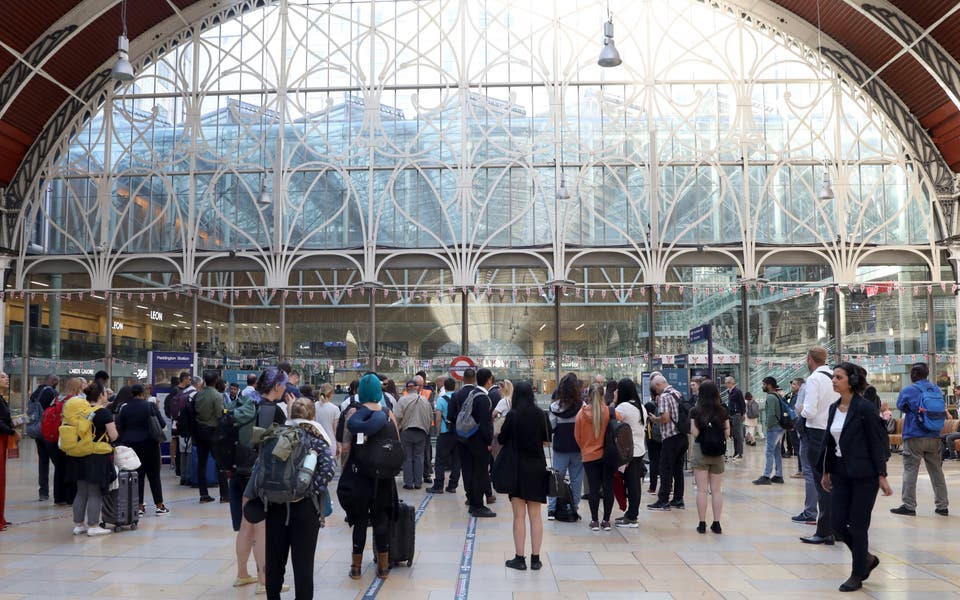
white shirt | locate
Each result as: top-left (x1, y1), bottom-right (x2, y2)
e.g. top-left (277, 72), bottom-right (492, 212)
top-left (314, 400), bottom-right (341, 452)
top-left (830, 408), bottom-right (846, 457)
top-left (800, 366), bottom-right (837, 430)
top-left (615, 402), bottom-right (648, 458)
top-left (493, 396), bottom-right (511, 416)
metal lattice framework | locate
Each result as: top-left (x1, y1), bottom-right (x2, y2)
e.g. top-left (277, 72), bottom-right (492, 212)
top-left (10, 0), bottom-right (948, 293)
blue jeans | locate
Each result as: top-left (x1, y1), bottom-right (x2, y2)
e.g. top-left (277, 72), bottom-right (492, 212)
top-left (548, 451), bottom-right (583, 512)
top-left (763, 427), bottom-right (784, 478)
top-left (799, 434), bottom-right (818, 517)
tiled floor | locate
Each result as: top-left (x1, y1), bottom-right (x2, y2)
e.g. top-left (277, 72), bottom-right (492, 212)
top-left (2, 438), bottom-right (960, 599)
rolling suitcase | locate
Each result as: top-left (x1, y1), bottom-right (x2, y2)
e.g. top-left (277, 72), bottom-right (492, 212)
top-left (102, 470), bottom-right (139, 531)
top-left (387, 500), bottom-right (416, 567)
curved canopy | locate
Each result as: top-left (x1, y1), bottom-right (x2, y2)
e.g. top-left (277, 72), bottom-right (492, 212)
top-left (1, 0), bottom-right (959, 196)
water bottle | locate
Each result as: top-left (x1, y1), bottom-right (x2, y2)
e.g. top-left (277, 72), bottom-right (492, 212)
top-left (298, 450), bottom-right (318, 487)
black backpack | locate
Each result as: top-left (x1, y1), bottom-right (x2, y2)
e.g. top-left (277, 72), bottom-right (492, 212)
top-left (604, 407), bottom-right (634, 467)
top-left (697, 418), bottom-right (727, 457)
top-left (166, 389), bottom-right (195, 438)
top-left (667, 390), bottom-right (691, 435)
top-left (336, 399), bottom-right (362, 444)
top-left (553, 479), bottom-right (580, 522)
top-left (351, 419), bottom-right (404, 480)
top-left (212, 408), bottom-right (257, 472)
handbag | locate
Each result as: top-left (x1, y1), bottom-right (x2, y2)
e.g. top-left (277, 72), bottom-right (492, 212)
top-left (148, 407), bottom-right (166, 443)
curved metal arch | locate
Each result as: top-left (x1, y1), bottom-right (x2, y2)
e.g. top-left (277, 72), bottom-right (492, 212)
top-left (3, 0), bottom-right (276, 234)
top-left (716, 0), bottom-right (954, 193)
top-left (8, 0), bottom-right (950, 294)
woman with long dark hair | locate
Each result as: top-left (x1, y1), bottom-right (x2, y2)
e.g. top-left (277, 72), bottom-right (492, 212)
top-left (497, 382), bottom-right (550, 570)
top-left (612, 378), bottom-right (646, 527)
top-left (690, 380), bottom-right (729, 534)
top-left (115, 383), bottom-right (168, 516)
top-left (822, 362), bottom-right (892, 592)
top-left (575, 383), bottom-right (618, 531)
top-left (546, 373), bottom-right (584, 520)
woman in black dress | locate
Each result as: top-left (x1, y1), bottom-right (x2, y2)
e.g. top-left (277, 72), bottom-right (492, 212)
top-left (497, 381), bottom-right (550, 571)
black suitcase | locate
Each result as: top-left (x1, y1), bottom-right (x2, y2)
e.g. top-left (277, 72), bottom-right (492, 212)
top-left (102, 470), bottom-right (139, 531)
top-left (388, 500), bottom-right (416, 567)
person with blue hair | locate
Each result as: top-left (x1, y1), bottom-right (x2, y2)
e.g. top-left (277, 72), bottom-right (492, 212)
top-left (337, 373), bottom-right (400, 580)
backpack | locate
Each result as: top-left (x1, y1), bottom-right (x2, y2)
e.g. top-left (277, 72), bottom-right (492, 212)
top-left (456, 388), bottom-right (485, 438)
top-left (336, 399), bottom-right (362, 444)
top-left (41, 396), bottom-right (67, 443)
top-left (169, 390), bottom-right (196, 438)
top-left (777, 395), bottom-right (796, 430)
top-left (604, 407), bottom-right (634, 467)
top-left (250, 425), bottom-right (331, 508)
top-left (917, 382), bottom-right (947, 434)
top-left (697, 418), bottom-right (727, 457)
top-left (58, 398), bottom-right (113, 457)
top-left (351, 419), bottom-right (404, 479)
top-left (25, 386), bottom-right (49, 439)
top-left (746, 399), bottom-right (760, 420)
top-left (666, 389), bottom-right (690, 435)
top-left (553, 478), bottom-right (580, 522)
top-left (440, 392), bottom-right (456, 432)
top-left (212, 409), bottom-right (256, 472)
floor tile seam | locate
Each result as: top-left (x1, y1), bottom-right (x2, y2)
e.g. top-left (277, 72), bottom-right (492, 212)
top-left (360, 493), bottom-right (433, 600)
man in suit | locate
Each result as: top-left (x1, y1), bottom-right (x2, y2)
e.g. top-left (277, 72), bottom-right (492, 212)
top-left (724, 377), bottom-right (746, 459)
top-left (451, 368), bottom-right (496, 518)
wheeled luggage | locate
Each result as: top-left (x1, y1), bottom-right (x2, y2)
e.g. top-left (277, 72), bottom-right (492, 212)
top-left (387, 500), bottom-right (416, 567)
top-left (102, 470), bottom-right (139, 531)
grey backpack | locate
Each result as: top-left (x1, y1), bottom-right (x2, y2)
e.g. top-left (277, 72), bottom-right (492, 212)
top-left (250, 426), bottom-right (315, 507)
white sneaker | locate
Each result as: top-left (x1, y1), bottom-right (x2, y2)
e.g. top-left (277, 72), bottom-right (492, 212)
top-left (72, 524), bottom-right (87, 535)
top-left (86, 526), bottom-right (112, 537)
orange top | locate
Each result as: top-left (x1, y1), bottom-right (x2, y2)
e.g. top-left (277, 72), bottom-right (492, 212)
top-left (574, 403), bottom-right (618, 462)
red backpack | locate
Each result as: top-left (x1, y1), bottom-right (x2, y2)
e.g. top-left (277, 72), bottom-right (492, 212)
top-left (41, 395), bottom-right (68, 443)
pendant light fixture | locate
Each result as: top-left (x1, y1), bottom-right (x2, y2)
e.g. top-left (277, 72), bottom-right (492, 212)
top-left (257, 175), bottom-right (271, 205)
top-left (598, 3), bottom-right (622, 68)
top-left (111, 0), bottom-right (135, 82)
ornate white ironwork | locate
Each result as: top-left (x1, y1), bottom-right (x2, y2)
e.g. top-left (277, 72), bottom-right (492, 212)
top-left (9, 0), bottom-right (947, 291)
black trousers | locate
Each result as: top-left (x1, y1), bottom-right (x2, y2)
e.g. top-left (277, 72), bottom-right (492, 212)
top-left (434, 432), bottom-right (461, 489)
top-left (352, 509), bottom-right (390, 555)
top-left (583, 459), bottom-right (615, 522)
top-left (646, 439), bottom-right (662, 491)
top-left (657, 434), bottom-right (688, 503)
top-left (806, 427), bottom-right (832, 538)
top-left (830, 460), bottom-right (879, 578)
top-left (623, 456), bottom-right (643, 519)
top-left (45, 441), bottom-right (75, 504)
top-left (458, 439), bottom-right (490, 510)
top-left (424, 432), bottom-right (433, 480)
top-left (195, 426), bottom-right (228, 499)
top-left (35, 438), bottom-right (52, 498)
top-left (129, 440), bottom-right (164, 506)
top-left (265, 499), bottom-right (321, 600)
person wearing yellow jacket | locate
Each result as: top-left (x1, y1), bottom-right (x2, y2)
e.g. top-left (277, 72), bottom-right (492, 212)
top-left (64, 382), bottom-right (118, 537)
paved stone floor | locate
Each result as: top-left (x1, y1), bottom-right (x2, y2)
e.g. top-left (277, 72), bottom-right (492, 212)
top-left (1, 438), bottom-right (959, 599)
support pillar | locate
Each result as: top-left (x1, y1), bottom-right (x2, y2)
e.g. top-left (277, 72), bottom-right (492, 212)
top-left (461, 290), bottom-right (469, 356)
top-left (740, 285), bottom-right (750, 387)
top-left (105, 293), bottom-right (113, 377)
top-left (49, 273), bottom-right (62, 360)
top-left (554, 286), bottom-right (561, 385)
top-left (833, 286), bottom-right (844, 364)
top-left (647, 286), bottom-right (655, 370)
top-left (279, 293), bottom-right (286, 359)
top-left (369, 289), bottom-right (376, 370)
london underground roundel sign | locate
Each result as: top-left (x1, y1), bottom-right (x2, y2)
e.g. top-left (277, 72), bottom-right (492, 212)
top-left (449, 356), bottom-right (476, 381)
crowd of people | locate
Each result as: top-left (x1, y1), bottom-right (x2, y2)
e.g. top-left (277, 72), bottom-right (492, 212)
top-left (0, 345), bottom-right (951, 595)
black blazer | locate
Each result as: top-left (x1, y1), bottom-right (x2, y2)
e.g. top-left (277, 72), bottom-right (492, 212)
top-left (822, 394), bottom-right (890, 479)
